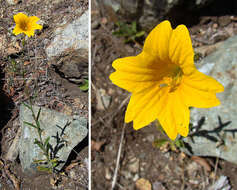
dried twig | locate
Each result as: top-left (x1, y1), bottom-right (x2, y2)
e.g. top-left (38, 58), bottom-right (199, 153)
top-left (213, 157), bottom-right (219, 185)
top-left (111, 123), bottom-right (126, 190)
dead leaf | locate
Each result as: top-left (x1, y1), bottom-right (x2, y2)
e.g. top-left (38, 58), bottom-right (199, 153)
top-left (24, 61), bottom-right (31, 66)
top-left (7, 41), bottom-right (22, 55)
top-left (191, 156), bottom-right (211, 172)
top-left (91, 140), bottom-right (105, 151)
top-left (135, 178), bottom-right (152, 190)
top-left (65, 162), bottom-right (78, 172)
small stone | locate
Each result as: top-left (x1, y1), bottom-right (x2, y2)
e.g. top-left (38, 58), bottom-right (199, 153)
top-left (6, 0), bottom-right (20, 5)
top-left (189, 179), bottom-right (199, 185)
top-left (135, 178), bottom-right (152, 190)
top-left (69, 170), bottom-right (76, 179)
top-left (152, 181), bottom-right (166, 190)
top-left (146, 134), bottom-right (154, 143)
top-left (121, 170), bottom-right (132, 179)
top-left (105, 167), bottom-right (112, 180)
top-left (128, 157), bottom-right (139, 173)
top-left (186, 162), bottom-right (200, 177)
top-left (96, 89), bottom-right (111, 110)
top-left (62, 105), bottom-right (73, 116)
top-left (91, 20), bottom-right (100, 30)
top-left (213, 23), bottom-right (218, 29)
top-left (133, 173), bottom-right (139, 181)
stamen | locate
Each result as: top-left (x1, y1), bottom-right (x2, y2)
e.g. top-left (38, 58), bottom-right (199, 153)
top-left (159, 66), bottom-right (183, 92)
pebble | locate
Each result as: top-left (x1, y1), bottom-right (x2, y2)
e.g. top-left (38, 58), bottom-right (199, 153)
top-left (135, 178), bottom-right (152, 190)
top-left (128, 157), bottom-right (139, 173)
top-left (91, 20), bottom-right (100, 30)
top-left (6, 0), bottom-right (20, 5)
top-left (133, 173), bottom-right (139, 181)
top-left (152, 181), bottom-right (166, 190)
top-left (105, 167), bottom-right (112, 180)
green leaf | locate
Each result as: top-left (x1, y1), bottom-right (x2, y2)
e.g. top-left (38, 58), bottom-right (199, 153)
top-left (37, 166), bottom-right (52, 173)
top-left (135, 31), bottom-right (145, 38)
top-left (33, 159), bottom-right (47, 164)
top-left (79, 79), bottom-right (88, 91)
top-left (175, 140), bottom-right (184, 148)
top-left (34, 139), bottom-right (45, 151)
top-left (131, 21), bottom-right (137, 33)
top-left (153, 139), bottom-right (169, 148)
top-left (24, 121), bottom-right (37, 129)
top-left (52, 161), bottom-right (58, 168)
top-left (44, 137), bottom-right (50, 147)
top-left (36, 107), bottom-right (41, 121)
top-left (22, 102), bottom-right (32, 110)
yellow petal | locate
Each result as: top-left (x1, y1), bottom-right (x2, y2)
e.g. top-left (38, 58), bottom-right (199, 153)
top-left (179, 83), bottom-right (221, 108)
top-left (13, 12), bottom-right (28, 24)
top-left (125, 87), bottom-right (169, 129)
top-left (110, 52), bottom-right (169, 93)
top-left (157, 94), bottom-right (178, 140)
top-left (29, 16), bottom-right (43, 30)
top-left (24, 30), bottom-right (34, 37)
top-left (32, 23), bottom-right (43, 30)
top-left (29, 16), bottom-right (40, 23)
top-left (183, 69), bottom-right (224, 93)
top-left (169, 24), bottom-right (194, 73)
top-left (171, 91), bottom-right (190, 137)
top-left (13, 25), bottom-right (23, 35)
top-left (143, 20), bottom-right (172, 62)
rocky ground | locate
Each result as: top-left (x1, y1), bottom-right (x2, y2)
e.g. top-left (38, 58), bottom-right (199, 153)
top-left (91, 0), bottom-right (237, 189)
top-left (0, 0), bottom-right (88, 189)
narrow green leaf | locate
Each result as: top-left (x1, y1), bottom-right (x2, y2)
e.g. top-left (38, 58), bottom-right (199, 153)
top-left (79, 79), bottom-right (88, 91)
top-left (135, 31), bottom-right (145, 37)
top-left (44, 137), bottom-right (50, 147)
top-left (131, 21), bottom-right (137, 33)
top-left (22, 102), bottom-right (31, 110)
top-left (34, 139), bottom-right (45, 151)
top-left (36, 107), bottom-right (41, 121)
top-left (52, 162), bottom-right (58, 167)
top-left (24, 121), bottom-right (37, 129)
top-left (33, 159), bottom-right (47, 164)
top-left (37, 166), bottom-right (52, 173)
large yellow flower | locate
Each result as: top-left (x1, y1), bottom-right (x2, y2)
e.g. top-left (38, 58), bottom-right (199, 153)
top-left (13, 13), bottom-right (42, 37)
top-left (109, 20), bottom-right (224, 140)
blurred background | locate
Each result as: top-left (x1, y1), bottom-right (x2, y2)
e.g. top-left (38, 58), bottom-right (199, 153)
top-left (92, 0), bottom-right (237, 189)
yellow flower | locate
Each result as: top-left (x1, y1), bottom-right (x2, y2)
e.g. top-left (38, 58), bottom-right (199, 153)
top-left (13, 13), bottom-right (42, 37)
top-left (109, 20), bottom-right (224, 140)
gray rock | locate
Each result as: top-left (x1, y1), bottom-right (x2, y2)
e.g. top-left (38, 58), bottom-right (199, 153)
top-left (50, 50), bottom-right (88, 84)
top-left (183, 35), bottom-right (237, 164)
top-left (19, 104), bottom-right (87, 172)
top-left (208, 176), bottom-right (231, 190)
top-left (46, 10), bottom-right (88, 59)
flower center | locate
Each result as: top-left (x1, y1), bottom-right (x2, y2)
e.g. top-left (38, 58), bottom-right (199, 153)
top-left (20, 20), bottom-right (29, 31)
top-left (159, 66), bottom-right (183, 92)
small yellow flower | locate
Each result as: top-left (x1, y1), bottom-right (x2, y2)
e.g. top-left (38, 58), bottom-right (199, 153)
top-left (109, 20), bottom-right (224, 140)
top-left (13, 13), bottom-right (42, 37)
